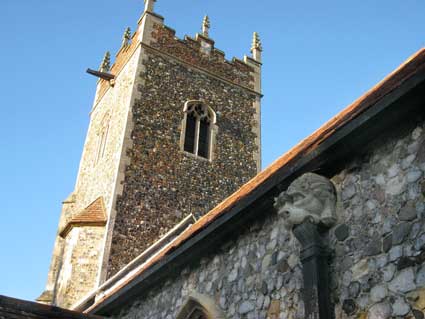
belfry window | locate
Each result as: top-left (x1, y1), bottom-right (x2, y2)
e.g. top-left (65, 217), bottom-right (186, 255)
top-left (182, 101), bottom-right (216, 160)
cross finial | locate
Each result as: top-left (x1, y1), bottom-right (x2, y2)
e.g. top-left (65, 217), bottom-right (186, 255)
top-left (121, 27), bottom-right (132, 48)
top-left (202, 15), bottom-right (210, 37)
top-left (251, 32), bottom-right (263, 52)
top-left (144, 0), bottom-right (156, 12)
top-left (99, 51), bottom-right (111, 73)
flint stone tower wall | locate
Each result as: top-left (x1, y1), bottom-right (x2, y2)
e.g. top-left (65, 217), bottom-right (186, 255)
top-left (107, 21), bottom-right (261, 277)
top-left (40, 37), bottom-right (143, 308)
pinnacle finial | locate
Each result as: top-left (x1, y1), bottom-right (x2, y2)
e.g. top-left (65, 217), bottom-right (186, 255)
top-left (202, 15), bottom-right (210, 37)
top-left (251, 32), bottom-right (263, 62)
top-left (144, 0), bottom-right (156, 12)
top-left (99, 51), bottom-right (111, 73)
top-left (121, 27), bottom-right (132, 48)
top-left (251, 32), bottom-right (263, 52)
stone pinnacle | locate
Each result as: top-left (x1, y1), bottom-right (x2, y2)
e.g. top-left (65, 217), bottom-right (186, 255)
top-left (202, 15), bottom-right (210, 37)
top-left (99, 51), bottom-right (111, 73)
top-left (251, 32), bottom-right (263, 52)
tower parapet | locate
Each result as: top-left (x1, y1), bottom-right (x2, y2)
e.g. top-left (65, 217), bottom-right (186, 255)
top-left (149, 20), bottom-right (257, 91)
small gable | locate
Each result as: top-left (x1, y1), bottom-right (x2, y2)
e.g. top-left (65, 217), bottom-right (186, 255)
top-left (60, 197), bottom-right (107, 238)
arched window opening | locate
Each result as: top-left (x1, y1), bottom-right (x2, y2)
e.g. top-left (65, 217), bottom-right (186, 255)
top-left (176, 293), bottom-right (225, 319)
top-left (198, 118), bottom-right (209, 158)
top-left (182, 101), bottom-right (216, 160)
top-left (184, 112), bottom-right (197, 153)
top-left (186, 308), bottom-right (208, 319)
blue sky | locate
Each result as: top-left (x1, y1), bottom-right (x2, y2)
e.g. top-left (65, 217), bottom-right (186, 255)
top-left (0, 0), bottom-right (424, 301)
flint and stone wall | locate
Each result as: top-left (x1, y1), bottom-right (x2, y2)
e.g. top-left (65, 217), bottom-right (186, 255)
top-left (331, 120), bottom-right (425, 319)
top-left (107, 40), bottom-right (259, 277)
top-left (74, 45), bottom-right (141, 217)
top-left (55, 227), bottom-right (105, 309)
top-left (42, 43), bottom-right (143, 308)
top-left (111, 119), bottom-right (425, 319)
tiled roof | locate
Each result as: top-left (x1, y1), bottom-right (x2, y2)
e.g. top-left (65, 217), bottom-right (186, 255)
top-left (60, 197), bottom-right (107, 238)
top-left (0, 295), bottom-right (103, 319)
top-left (86, 48), bottom-right (425, 313)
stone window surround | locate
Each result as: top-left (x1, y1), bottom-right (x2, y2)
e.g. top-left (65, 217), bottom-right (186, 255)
top-left (180, 100), bottom-right (217, 161)
top-left (176, 293), bottom-right (225, 319)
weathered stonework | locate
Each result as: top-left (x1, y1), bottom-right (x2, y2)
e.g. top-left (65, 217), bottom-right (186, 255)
top-left (111, 201), bottom-right (304, 319)
top-left (41, 35), bottom-right (144, 308)
top-left (107, 44), bottom-right (260, 277)
top-left (55, 227), bottom-right (104, 309)
top-left (109, 119), bottom-right (425, 319)
top-left (150, 24), bottom-right (255, 90)
top-left (330, 121), bottom-right (425, 319)
top-left (75, 44), bottom-right (141, 216)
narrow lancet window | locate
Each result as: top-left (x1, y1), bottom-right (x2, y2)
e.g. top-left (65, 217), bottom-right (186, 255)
top-left (181, 101), bottom-right (216, 160)
top-left (198, 118), bottom-right (209, 158)
top-left (184, 113), bottom-right (197, 153)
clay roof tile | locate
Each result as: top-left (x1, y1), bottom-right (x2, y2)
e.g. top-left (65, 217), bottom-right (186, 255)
top-left (59, 197), bottom-right (107, 238)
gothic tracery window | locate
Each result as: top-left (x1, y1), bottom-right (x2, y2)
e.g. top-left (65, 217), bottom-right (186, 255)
top-left (182, 101), bottom-right (216, 160)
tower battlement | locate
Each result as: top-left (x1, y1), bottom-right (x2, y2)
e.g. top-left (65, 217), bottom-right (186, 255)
top-left (95, 10), bottom-right (261, 107)
top-left (149, 23), bottom-right (256, 89)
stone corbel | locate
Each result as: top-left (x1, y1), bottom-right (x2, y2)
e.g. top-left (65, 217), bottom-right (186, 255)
top-left (274, 172), bottom-right (337, 319)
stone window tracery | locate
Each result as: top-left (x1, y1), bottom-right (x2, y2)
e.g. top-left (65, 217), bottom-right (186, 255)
top-left (181, 101), bottom-right (216, 160)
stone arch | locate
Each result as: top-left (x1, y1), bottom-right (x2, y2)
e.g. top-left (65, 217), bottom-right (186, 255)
top-left (176, 292), bottom-right (226, 319)
top-left (183, 100), bottom-right (217, 124)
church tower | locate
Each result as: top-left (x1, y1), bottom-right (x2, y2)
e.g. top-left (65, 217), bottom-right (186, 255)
top-left (38, 0), bottom-right (262, 309)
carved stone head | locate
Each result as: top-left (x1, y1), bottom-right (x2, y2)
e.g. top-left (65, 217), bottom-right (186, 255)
top-left (274, 173), bottom-right (337, 229)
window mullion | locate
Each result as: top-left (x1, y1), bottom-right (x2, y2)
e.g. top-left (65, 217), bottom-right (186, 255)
top-left (194, 118), bottom-right (201, 156)
top-left (207, 125), bottom-right (212, 159)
